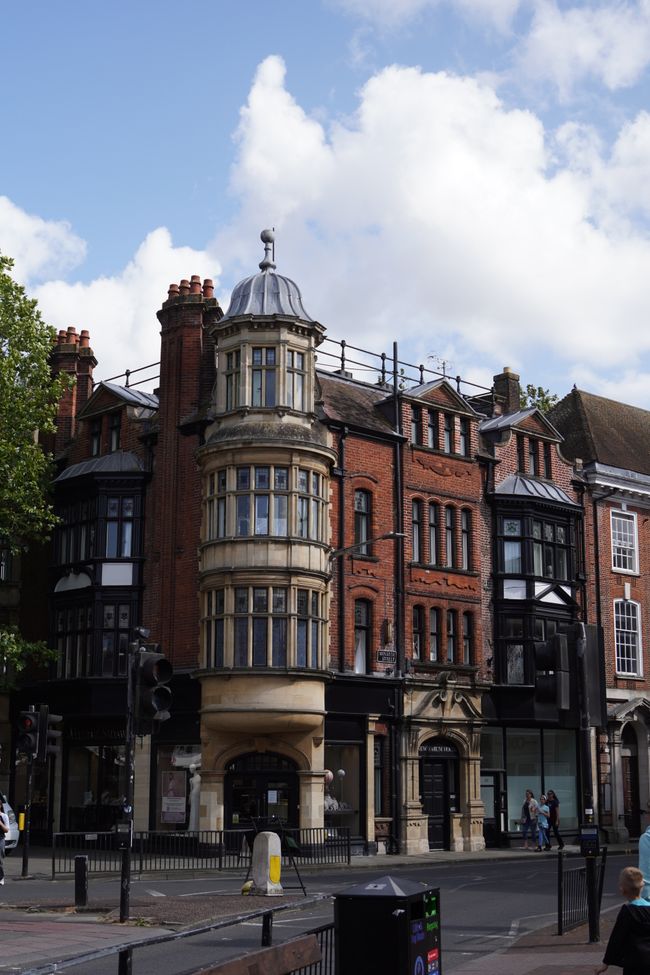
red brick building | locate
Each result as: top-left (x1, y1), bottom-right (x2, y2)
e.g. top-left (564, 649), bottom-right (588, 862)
top-left (10, 233), bottom-right (603, 852)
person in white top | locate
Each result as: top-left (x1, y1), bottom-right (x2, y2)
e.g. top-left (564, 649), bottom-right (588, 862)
top-left (0, 807), bottom-right (9, 885)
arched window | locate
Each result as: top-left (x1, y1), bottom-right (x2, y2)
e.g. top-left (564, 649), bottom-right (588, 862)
top-left (461, 509), bottom-right (471, 570)
top-left (354, 489), bottom-right (371, 555)
top-left (445, 506), bottom-right (456, 567)
top-left (447, 610), bottom-right (457, 662)
top-left (462, 612), bottom-right (473, 665)
top-left (428, 503), bottom-right (439, 566)
top-left (429, 607), bottom-right (440, 662)
top-left (412, 499), bottom-right (423, 563)
top-left (413, 605), bottom-right (425, 660)
top-left (355, 599), bottom-right (372, 674)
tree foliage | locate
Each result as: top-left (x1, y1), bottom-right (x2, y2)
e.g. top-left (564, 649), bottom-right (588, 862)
top-left (0, 252), bottom-right (69, 547)
top-left (520, 383), bottom-right (559, 414)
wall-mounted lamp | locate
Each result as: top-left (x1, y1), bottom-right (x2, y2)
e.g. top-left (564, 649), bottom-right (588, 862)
top-left (328, 531), bottom-right (406, 562)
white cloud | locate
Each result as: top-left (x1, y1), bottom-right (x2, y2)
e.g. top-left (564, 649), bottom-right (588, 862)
top-left (332, 0), bottom-right (521, 30)
top-left (519, 0), bottom-right (650, 96)
top-left (0, 196), bottom-right (86, 283)
top-left (214, 56), bottom-right (650, 403)
top-left (34, 229), bottom-right (218, 384)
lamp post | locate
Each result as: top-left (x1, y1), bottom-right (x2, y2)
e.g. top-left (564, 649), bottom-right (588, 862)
top-left (328, 531), bottom-right (405, 563)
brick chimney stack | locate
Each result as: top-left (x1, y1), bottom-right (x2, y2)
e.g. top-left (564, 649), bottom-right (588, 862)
top-left (492, 367), bottom-right (521, 416)
top-left (49, 326), bottom-right (97, 451)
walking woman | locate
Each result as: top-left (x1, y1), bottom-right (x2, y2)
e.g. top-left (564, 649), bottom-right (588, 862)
top-left (521, 789), bottom-right (538, 850)
top-left (547, 789), bottom-right (565, 850)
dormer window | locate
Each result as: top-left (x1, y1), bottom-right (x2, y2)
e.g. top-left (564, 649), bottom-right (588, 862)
top-left (109, 412), bottom-right (121, 452)
top-left (459, 418), bottom-right (470, 457)
top-left (427, 410), bottom-right (439, 449)
top-left (411, 406), bottom-right (422, 445)
top-left (443, 414), bottom-right (453, 453)
top-left (252, 347), bottom-right (276, 407)
top-left (91, 418), bottom-right (101, 457)
top-left (528, 439), bottom-right (538, 476)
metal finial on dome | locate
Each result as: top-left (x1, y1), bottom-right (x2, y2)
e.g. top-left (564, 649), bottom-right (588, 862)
top-left (259, 228), bottom-right (276, 271)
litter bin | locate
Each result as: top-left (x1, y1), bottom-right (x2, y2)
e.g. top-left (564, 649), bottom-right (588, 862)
top-left (334, 874), bottom-right (441, 974)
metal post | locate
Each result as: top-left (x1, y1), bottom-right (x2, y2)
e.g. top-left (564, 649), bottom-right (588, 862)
top-left (261, 911), bottom-right (273, 947)
top-left (74, 855), bottom-right (88, 909)
top-left (557, 849), bottom-right (564, 935)
top-left (21, 754), bottom-right (33, 878)
top-left (118, 947), bottom-right (133, 975)
top-left (586, 855), bottom-right (600, 942)
top-left (119, 642), bottom-right (137, 923)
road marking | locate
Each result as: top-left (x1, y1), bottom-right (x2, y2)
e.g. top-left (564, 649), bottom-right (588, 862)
top-left (145, 889), bottom-right (167, 897)
top-left (179, 888), bottom-right (233, 897)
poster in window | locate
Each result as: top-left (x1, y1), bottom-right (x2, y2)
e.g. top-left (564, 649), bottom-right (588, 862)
top-left (161, 771), bottom-right (186, 824)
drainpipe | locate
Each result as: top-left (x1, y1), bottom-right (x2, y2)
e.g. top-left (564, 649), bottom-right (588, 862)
top-left (337, 428), bottom-right (348, 672)
top-left (392, 341), bottom-right (405, 853)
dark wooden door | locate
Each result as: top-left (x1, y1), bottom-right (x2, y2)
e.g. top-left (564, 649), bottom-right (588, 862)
top-left (421, 759), bottom-right (448, 850)
top-left (623, 755), bottom-right (641, 838)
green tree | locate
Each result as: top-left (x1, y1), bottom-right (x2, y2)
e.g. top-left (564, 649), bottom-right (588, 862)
top-left (0, 252), bottom-right (69, 678)
top-left (520, 383), bottom-right (559, 414)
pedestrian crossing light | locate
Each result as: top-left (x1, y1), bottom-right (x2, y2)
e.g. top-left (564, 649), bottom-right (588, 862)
top-left (16, 709), bottom-right (39, 758)
top-left (36, 706), bottom-right (62, 763)
top-left (136, 644), bottom-right (173, 727)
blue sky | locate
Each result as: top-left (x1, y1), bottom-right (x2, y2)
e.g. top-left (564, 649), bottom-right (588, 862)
top-left (3, 0), bottom-right (650, 404)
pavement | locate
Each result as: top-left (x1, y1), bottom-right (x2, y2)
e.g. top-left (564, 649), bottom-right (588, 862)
top-left (0, 842), bottom-right (638, 974)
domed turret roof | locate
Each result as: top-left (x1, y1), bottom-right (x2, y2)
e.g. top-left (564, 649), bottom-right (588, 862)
top-left (221, 230), bottom-right (314, 322)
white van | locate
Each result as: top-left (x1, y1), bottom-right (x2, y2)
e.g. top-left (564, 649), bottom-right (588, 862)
top-left (0, 794), bottom-right (19, 852)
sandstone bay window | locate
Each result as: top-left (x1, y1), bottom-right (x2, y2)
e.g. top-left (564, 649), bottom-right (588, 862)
top-left (224, 585), bottom-right (321, 669)
top-left (286, 350), bottom-right (305, 411)
top-left (354, 489), bottom-right (371, 555)
top-left (251, 346), bottom-right (276, 407)
top-left (297, 469), bottom-right (323, 540)
top-left (206, 471), bottom-right (227, 539)
top-left (235, 465), bottom-right (290, 538)
top-left (225, 350), bottom-right (241, 410)
top-left (615, 599), bottom-right (641, 675)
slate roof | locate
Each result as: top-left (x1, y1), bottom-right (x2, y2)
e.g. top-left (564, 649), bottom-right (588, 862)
top-left (494, 473), bottom-right (579, 507)
top-left (55, 451), bottom-right (145, 482)
top-left (550, 388), bottom-right (650, 477)
top-left (317, 370), bottom-right (398, 438)
top-left (99, 383), bottom-right (158, 410)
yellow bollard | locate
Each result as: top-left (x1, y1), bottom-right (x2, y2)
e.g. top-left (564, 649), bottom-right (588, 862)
top-left (18, 812), bottom-right (25, 832)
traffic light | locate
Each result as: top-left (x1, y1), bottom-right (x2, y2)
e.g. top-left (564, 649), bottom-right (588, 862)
top-left (36, 705), bottom-right (62, 763)
top-left (136, 644), bottom-right (172, 728)
top-left (534, 632), bottom-right (570, 710)
top-left (16, 709), bottom-right (39, 758)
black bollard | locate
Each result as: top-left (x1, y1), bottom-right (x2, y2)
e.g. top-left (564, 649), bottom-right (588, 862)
top-left (74, 855), bottom-right (88, 909)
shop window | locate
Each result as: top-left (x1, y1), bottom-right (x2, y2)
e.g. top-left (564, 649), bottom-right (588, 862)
top-left (354, 599), bottom-right (371, 673)
top-left (354, 490), bottom-right (372, 555)
top-left (286, 349), bottom-right (305, 411)
top-left (324, 743), bottom-right (361, 838)
top-left (504, 728), bottom-right (578, 833)
top-left (65, 744), bottom-right (127, 832)
top-left (251, 346), bottom-right (276, 407)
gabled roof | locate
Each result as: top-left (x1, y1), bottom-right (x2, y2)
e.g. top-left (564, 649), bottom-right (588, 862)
top-left (317, 371), bottom-right (398, 438)
top-left (550, 388), bottom-right (650, 477)
top-left (404, 378), bottom-right (479, 416)
top-left (480, 407), bottom-right (561, 440)
top-left (55, 451), bottom-right (145, 482)
top-left (494, 473), bottom-right (579, 507)
top-left (77, 382), bottom-right (158, 419)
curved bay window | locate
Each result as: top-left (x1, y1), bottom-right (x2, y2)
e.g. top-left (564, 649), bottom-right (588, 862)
top-left (203, 584), bottom-right (324, 670)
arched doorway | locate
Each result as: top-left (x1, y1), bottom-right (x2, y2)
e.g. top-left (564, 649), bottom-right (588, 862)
top-left (622, 724), bottom-right (641, 838)
top-left (419, 739), bottom-right (460, 850)
top-left (224, 753), bottom-right (299, 828)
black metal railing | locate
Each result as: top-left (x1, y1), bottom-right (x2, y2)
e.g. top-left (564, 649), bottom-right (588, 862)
top-left (557, 848), bottom-right (608, 935)
top-left (52, 827), bottom-right (351, 878)
top-left (290, 922), bottom-right (335, 975)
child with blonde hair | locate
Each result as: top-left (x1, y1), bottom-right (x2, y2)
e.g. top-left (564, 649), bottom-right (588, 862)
top-left (595, 867), bottom-right (650, 975)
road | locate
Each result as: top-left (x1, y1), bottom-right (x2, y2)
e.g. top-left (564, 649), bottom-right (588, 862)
top-left (2, 855), bottom-right (621, 974)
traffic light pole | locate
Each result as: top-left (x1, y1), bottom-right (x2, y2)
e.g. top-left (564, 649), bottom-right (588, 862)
top-left (21, 754), bottom-right (33, 879)
top-left (119, 642), bottom-right (138, 929)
